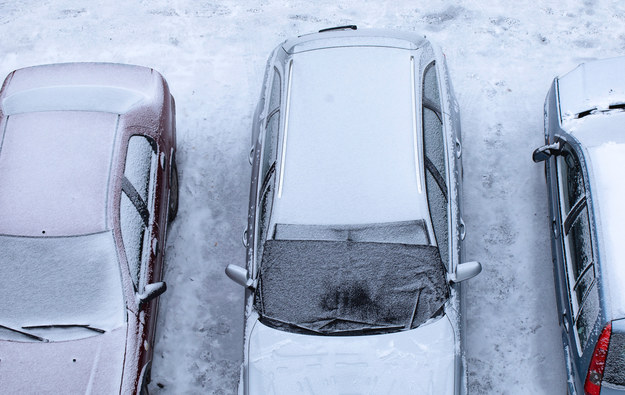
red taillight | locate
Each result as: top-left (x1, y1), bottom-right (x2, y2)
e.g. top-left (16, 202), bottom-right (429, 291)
top-left (584, 323), bottom-right (612, 395)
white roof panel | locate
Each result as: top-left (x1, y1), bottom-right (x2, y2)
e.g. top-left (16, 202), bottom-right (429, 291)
top-left (273, 46), bottom-right (426, 225)
top-left (0, 111), bottom-right (117, 236)
top-left (588, 142), bottom-right (625, 316)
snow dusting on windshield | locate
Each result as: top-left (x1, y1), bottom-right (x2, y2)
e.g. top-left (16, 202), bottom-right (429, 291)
top-left (0, 232), bottom-right (125, 341)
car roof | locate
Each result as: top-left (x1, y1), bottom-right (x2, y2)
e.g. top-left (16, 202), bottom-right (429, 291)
top-left (0, 63), bottom-right (166, 237)
top-left (0, 111), bottom-right (117, 236)
top-left (271, 43), bottom-right (430, 226)
top-left (573, 113), bottom-right (625, 318)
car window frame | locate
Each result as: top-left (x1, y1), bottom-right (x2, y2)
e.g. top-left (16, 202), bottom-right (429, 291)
top-left (253, 68), bottom-right (282, 277)
top-left (421, 60), bottom-right (451, 271)
top-left (555, 141), bottom-right (597, 353)
top-left (120, 134), bottom-right (159, 293)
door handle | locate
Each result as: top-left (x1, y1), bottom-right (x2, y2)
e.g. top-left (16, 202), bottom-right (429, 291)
top-left (242, 228), bottom-right (249, 248)
top-left (552, 219), bottom-right (558, 238)
top-left (459, 218), bottom-right (466, 241)
top-left (248, 146), bottom-right (255, 165)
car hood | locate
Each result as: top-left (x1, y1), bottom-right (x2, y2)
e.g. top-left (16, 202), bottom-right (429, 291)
top-left (0, 325), bottom-right (127, 394)
top-left (246, 315), bottom-right (456, 394)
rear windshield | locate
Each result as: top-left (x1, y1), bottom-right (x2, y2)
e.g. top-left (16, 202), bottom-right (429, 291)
top-left (604, 331), bottom-right (625, 388)
top-left (254, 239), bottom-right (448, 335)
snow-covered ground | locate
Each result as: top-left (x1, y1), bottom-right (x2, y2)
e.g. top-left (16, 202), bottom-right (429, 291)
top-left (2, 1), bottom-right (625, 393)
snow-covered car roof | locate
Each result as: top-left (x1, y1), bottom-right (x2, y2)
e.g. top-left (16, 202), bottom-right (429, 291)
top-left (0, 63), bottom-right (167, 237)
top-left (586, 138), bottom-right (625, 317)
top-left (271, 41), bottom-right (431, 226)
top-left (0, 111), bottom-right (117, 236)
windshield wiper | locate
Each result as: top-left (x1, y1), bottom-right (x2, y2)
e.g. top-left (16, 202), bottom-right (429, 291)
top-left (408, 289), bottom-right (422, 329)
top-left (328, 324), bottom-right (405, 336)
top-left (262, 316), bottom-right (324, 335)
top-left (22, 324), bottom-right (105, 334)
top-left (0, 324), bottom-right (48, 342)
top-left (316, 318), bottom-right (405, 335)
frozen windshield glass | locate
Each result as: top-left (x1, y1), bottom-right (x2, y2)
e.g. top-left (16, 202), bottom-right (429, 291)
top-left (272, 220), bottom-right (430, 245)
top-left (0, 231), bottom-right (125, 341)
top-left (254, 238), bottom-right (448, 335)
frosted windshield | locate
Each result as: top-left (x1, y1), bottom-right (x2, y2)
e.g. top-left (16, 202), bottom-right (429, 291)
top-left (255, 237), bottom-right (448, 335)
top-left (0, 231), bottom-right (125, 341)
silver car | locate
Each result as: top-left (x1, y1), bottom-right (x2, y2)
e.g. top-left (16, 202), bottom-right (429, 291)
top-left (227, 26), bottom-right (481, 394)
top-left (533, 56), bottom-right (625, 395)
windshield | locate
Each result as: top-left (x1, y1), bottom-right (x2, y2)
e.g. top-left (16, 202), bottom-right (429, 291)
top-left (0, 231), bottom-right (125, 341)
top-left (254, 235), bottom-right (448, 335)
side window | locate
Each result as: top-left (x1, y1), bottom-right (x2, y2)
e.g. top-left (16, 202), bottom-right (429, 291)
top-left (556, 147), bottom-right (596, 350)
top-left (423, 62), bottom-right (441, 105)
top-left (262, 114), bottom-right (279, 182)
top-left (560, 150), bottom-right (585, 214)
top-left (261, 69), bottom-right (281, 182)
top-left (255, 175), bottom-right (275, 266)
top-left (422, 62), bottom-right (449, 269)
top-left (568, 209), bottom-right (593, 307)
top-left (255, 70), bottom-right (281, 268)
top-left (268, 68), bottom-right (281, 114)
top-left (120, 135), bottom-right (157, 289)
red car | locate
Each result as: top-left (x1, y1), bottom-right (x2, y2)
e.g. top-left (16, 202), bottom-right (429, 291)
top-left (0, 63), bottom-right (178, 393)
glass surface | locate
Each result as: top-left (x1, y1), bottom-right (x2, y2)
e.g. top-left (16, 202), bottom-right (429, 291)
top-left (120, 193), bottom-right (145, 287)
top-left (558, 149), bottom-right (585, 216)
top-left (0, 231), bottom-right (125, 341)
top-left (124, 136), bottom-right (156, 202)
top-left (268, 69), bottom-right (281, 113)
top-left (425, 171), bottom-right (449, 268)
top-left (254, 226), bottom-right (448, 335)
top-left (423, 62), bottom-right (440, 105)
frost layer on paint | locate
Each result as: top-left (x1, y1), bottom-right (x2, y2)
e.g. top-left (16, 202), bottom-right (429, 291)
top-left (0, 231), bottom-right (125, 341)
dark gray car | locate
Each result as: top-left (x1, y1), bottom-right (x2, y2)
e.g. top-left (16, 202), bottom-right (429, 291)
top-left (533, 56), bottom-right (625, 395)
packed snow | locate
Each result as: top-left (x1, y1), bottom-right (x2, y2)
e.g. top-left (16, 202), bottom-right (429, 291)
top-left (3, 0), bottom-right (625, 393)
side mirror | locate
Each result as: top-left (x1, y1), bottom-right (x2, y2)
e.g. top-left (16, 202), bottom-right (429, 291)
top-left (532, 141), bottom-right (562, 163)
top-left (225, 264), bottom-right (254, 289)
top-left (137, 282), bottom-right (167, 310)
top-left (449, 261), bottom-right (482, 283)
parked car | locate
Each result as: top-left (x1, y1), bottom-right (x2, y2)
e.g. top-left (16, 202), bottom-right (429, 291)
top-left (226, 26), bottom-right (481, 394)
top-left (533, 56), bottom-right (625, 395)
top-left (0, 62), bottom-right (178, 394)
